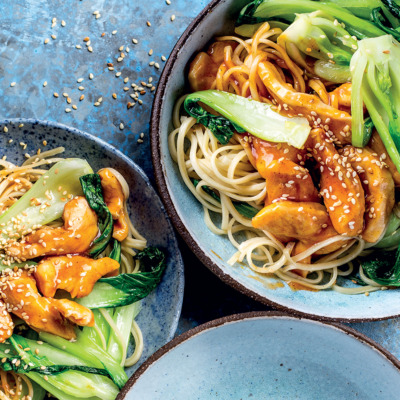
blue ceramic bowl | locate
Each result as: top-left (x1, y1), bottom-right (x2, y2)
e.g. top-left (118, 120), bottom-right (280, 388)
top-left (119, 312), bottom-right (400, 399)
top-left (151, 0), bottom-right (400, 321)
top-left (0, 118), bottom-right (184, 375)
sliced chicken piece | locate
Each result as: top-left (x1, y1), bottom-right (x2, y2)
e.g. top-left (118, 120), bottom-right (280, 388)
top-left (188, 52), bottom-right (219, 92)
top-left (309, 128), bottom-right (365, 236)
top-left (244, 135), bottom-right (307, 174)
top-left (258, 60), bottom-right (352, 144)
top-left (369, 131), bottom-right (400, 186)
top-left (34, 255), bottom-right (119, 298)
top-left (52, 299), bottom-right (94, 327)
top-left (7, 196), bottom-right (98, 260)
top-left (0, 271), bottom-right (94, 340)
top-left (0, 301), bottom-right (13, 343)
top-left (341, 146), bottom-right (395, 243)
top-left (98, 168), bottom-right (129, 242)
top-left (329, 82), bottom-right (352, 109)
top-left (207, 41), bottom-right (237, 65)
top-left (262, 159), bottom-right (319, 205)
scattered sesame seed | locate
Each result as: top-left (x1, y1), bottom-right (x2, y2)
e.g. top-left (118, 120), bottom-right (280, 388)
top-left (79, 94), bottom-right (84, 101)
top-left (10, 82), bottom-right (16, 87)
top-left (132, 38), bottom-right (138, 44)
top-left (148, 49), bottom-right (153, 56)
top-left (65, 108), bottom-right (71, 113)
top-left (83, 37), bottom-right (90, 42)
top-left (53, 92), bottom-right (59, 98)
top-left (3, 126), bottom-right (8, 133)
top-left (119, 123), bottom-right (124, 130)
top-left (123, 87), bottom-right (129, 91)
top-left (154, 62), bottom-right (160, 69)
top-left (42, 81), bottom-right (47, 87)
top-left (108, 66), bottom-right (114, 71)
top-left (161, 55), bottom-right (166, 61)
top-left (137, 138), bottom-right (144, 144)
top-left (78, 86), bottom-right (84, 91)
top-left (95, 13), bottom-right (101, 19)
top-left (61, 20), bottom-right (66, 27)
top-left (101, 32), bottom-right (105, 37)
top-left (88, 46), bottom-right (93, 52)
top-left (147, 21), bottom-right (151, 26)
top-left (76, 44), bottom-right (82, 49)
top-left (19, 123), bottom-right (24, 128)
top-left (62, 92), bottom-right (68, 98)
top-left (149, 61), bottom-right (155, 66)
top-left (117, 57), bottom-right (123, 62)
top-left (166, 0), bottom-right (171, 4)
top-left (66, 97), bottom-right (71, 104)
top-left (89, 73), bottom-right (94, 80)
top-left (44, 38), bottom-right (49, 44)
top-left (124, 77), bottom-right (129, 83)
top-left (94, 102), bottom-right (100, 107)
top-left (51, 34), bottom-right (56, 40)
top-left (77, 77), bottom-right (84, 83)
top-left (171, 14), bottom-right (176, 21)
top-left (115, 72), bottom-right (121, 77)
top-left (72, 104), bottom-right (77, 110)
top-left (112, 30), bottom-right (117, 35)
top-left (112, 93), bottom-right (117, 99)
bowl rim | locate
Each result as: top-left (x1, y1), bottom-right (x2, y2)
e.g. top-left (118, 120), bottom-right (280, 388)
top-left (117, 310), bottom-right (400, 399)
top-left (150, 0), bottom-right (400, 323)
top-left (0, 116), bottom-right (185, 352)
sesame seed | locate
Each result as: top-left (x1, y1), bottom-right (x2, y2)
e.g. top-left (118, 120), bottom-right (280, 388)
top-left (51, 34), bottom-right (56, 40)
top-left (132, 38), bottom-right (138, 44)
top-left (170, 14), bottom-right (176, 21)
top-left (62, 92), bottom-right (68, 97)
top-left (148, 49), bottom-right (153, 56)
top-left (61, 20), bottom-right (66, 27)
top-left (10, 82), bottom-right (16, 87)
top-left (154, 62), bottom-right (160, 69)
top-left (94, 102), bottom-right (100, 107)
top-left (72, 105), bottom-right (77, 110)
top-left (44, 38), bottom-right (49, 44)
top-left (89, 73), bottom-right (94, 80)
top-left (53, 92), bottom-right (59, 98)
top-left (117, 57), bottom-right (123, 62)
top-left (147, 21), bottom-right (151, 26)
top-left (77, 78), bottom-right (84, 83)
top-left (108, 66), bottom-right (114, 71)
top-left (119, 123), bottom-right (124, 130)
top-left (112, 93), bottom-right (117, 99)
top-left (78, 86), bottom-right (84, 91)
top-left (76, 44), bottom-right (82, 49)
top-left (115, 72), bottom-right (121, 77)
top-left (43, 81), bottom-right (47, 87)
top-left (88, 46), bottom-right (93, 52)
top-left (79, 94), bottom-right (84, 101)
top-left (83, 37), bottom-right (90, 42)
top-left (65, 108), bottom-right (71, 113)
top-left (95, 14), bottom-right (101, 19)
top-left (161, 55), bottom-right (166, 61)
top-left (3, 126), bottom-right (8, 133)
top-left (166, 0), bottom-right (171, 3)
top-left (124, 77), bottom-right (129, 83)
top-left (112, 30), bottom-right (117, 35)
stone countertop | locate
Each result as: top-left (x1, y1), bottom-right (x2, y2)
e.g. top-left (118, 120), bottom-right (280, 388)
top-left (1, 0), bottom-right (400, 370)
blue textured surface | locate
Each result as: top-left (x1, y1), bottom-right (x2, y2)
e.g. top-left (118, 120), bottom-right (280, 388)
top-left (126, 316), bottom-right (400, 399)
top-left (3, 0), bottom-right (400, 384)
top-left (0, 119), bottom-right (184, 374)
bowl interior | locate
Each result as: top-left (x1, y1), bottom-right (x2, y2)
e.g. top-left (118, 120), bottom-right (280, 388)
top-left (123, 313), bottom-right (400, 399)
top-left (0, 118), bottom-right (184, 374)
top-left (152, 0), bottom-right (400, 321)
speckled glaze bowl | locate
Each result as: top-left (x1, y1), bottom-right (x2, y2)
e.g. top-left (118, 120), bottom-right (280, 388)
top-left (118, 312), bottom-right (400, 399)
top-left (0, 118), bottom-right (184, 375)
top-left (151, 0), bottom-right (400, 321)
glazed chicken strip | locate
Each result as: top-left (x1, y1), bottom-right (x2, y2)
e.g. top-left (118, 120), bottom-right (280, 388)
top-left (252, 201), bottom-right (340, 254)
top-left (329, 82), bottom-right (352, 110)
top-left (0, 301), bottom-right (13, 343)
top-left (369, 131), bottom-right (400, 186)
top-left (309, 128), bottom-right (365, 236)
top-left (340, 146), bottom-right (395, 243)
top-left (258, 60), bottom-right (352, 144)
top-left (0, 270), bottom-right (94, 340)
top-left (6, 196), bottom-right (98, 260)
top-left (262, 159), bottom-right (319, 205)
top-left (98, 168), bottom-right (129, 242)
top-left (35, 255), bottom-right (119, 298)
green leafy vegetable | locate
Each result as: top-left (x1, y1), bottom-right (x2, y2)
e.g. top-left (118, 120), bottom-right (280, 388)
top-left (184, 90), bottom-right (311, 149)
top-left (277, 12), bottom-right (355, 83)
top-left (80, 174), bottom-right (113, 257)
top-left (192, 179), bottom-right (259, 219)
top-left (109, 239), bottom-right (122, 263)
top-left (8, 335), bottom-right (119, 400)
top-left (235, 0), bottom-right (385, 39)
top-left (371, 7), bottom-right (400, 41)
top-left (382, 0), bottom-right (400, 19)
top-left (0, 159), bottom-right (92, 244)
top-left (77, 247), bottom-right (166, 308)
top-left (350, 35), bottom-right (400, 174)
top-left (360, 248), bottom-right (400, 286)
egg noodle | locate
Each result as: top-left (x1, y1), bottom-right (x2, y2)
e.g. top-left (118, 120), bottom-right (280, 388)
top-left (0, 148), bottom-right (145, 399)
top-left (169, 22), bottom-right (390, 295)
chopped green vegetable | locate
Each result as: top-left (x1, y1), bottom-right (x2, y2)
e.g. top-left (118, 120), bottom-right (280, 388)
top-left (9, 335), bottom-right (119, 400)
top-left (80, 174), bottom-right (113, 258)
top-left (193, 179), bottom-right (259, 219)
top-left (371, 7), bottom-right (400, 41)
top-left (109, 239), bottom-right (122, 264)
top-left (360, 248), bottom-right (400, 286)
top-left (0, 159), bottom-right (92, 244)
top-left (77, 247), bottom-right (166, 308)
top-left (184, 91), bottom-right (311, 149)
top-left (235, 0), bottom-right (385, 39)
top-left (350, 35), bottom-right (400, 174)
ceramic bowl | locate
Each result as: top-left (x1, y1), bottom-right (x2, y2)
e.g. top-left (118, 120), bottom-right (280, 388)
top-left (151, 0), bottom-right (400, 321)
top-left (0, 118), bottom-right (184, 374)
top-left (119, 311), bottom-right (400, 399)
